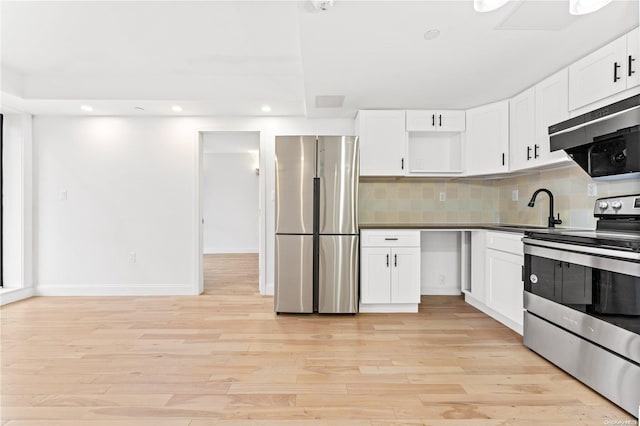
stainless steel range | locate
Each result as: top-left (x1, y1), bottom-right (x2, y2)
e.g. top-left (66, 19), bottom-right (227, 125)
top-left (522, 194), bottom-right (640, 417)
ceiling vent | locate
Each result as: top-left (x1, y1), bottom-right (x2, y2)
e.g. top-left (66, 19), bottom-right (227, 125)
top-left (315, 95), bottom-right (345, 108)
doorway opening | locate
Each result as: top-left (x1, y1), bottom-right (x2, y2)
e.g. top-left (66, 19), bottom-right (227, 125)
top-left (199, 131), bottom-right (261, 294)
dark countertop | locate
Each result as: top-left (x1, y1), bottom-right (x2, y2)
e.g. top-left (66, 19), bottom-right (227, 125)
top-left (359, 223), bottom-right (558, 233)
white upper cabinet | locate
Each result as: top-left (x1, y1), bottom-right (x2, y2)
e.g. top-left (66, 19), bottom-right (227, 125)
top-left (509, 87), bottom-right (536, 171)
top-left (406, 132), bottom-right (463, 175)
top-left (465, 100), bottom-right (510, 175)
top-left (534, 69), bottom-right (571, 166)
top-left (627, 27), bottom-right (639, 88)
top-left (569, 28), bottom-right (639, 110)
top-left (356, 110), bottom-right (407, 176)
top-left (406, 110), bottom-right (465, 175)
top-left (406, 110), bottom-right (465, 132)
top-left (509, 69), bottom-right (571, 172)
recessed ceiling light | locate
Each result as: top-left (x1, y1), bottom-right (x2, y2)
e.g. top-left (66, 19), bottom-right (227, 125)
top-left (171, 105), bottom-right (183, 112)
top-left (423, 29), bottom-right (441, 41)
top-left (261, 105), bottom-right (272, 112)
top-left (80, 105), bottom-right (93, 112)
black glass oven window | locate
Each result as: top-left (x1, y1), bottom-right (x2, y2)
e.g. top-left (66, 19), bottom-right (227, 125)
top-left (525, 253), bottom-right (639, 335)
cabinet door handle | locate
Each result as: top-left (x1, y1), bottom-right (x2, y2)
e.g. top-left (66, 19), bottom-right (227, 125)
top-left (502, 153), bottom-right (505, 166)
top-left (384, 238), bottom-right (398, 241)
top-left (629, 55), bottom-right (636, 76)
top-left (401, 158), bottom-right (404, 170)
top-left (432, 114), bottom-right (435, 127)
top-left (439, 114), bottom-right (442, 127)
top-left (394, 254), bottom-right (397, 267)
top-left (614, 62), bottom-right (621, 82)
top-left (527, 146), bottom-right (532, 161)
top-left (386, 254), bottom-right (389, 268)
top-left (534, 144), bottom-right (539, 158)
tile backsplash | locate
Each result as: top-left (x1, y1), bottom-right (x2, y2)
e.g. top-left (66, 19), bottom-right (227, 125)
top-left (497, 164), bottom-right (639, 228)
top-left (359, 178), bottom-right (499, 224)
top-left (359, 164), bottom-right (640, 228)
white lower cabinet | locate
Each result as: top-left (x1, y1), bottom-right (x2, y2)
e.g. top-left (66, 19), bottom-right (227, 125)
top-left (485, 249), bottom-right (524, 328)
top-left (464, 230), bottom-right (524, 334)
top-left (360, 230), bottom-right (421, 312)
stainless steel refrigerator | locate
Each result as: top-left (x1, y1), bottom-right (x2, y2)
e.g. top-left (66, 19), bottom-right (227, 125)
top-left (274, 135), bottom-right (359, 314)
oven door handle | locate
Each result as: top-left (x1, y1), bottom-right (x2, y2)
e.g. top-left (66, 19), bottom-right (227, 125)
top-left (522, 237), bottom-right (640, 262)
top-left (524, 242), bottom-right (640, 277)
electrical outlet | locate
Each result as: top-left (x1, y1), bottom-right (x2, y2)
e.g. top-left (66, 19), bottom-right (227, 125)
top-left (587, 183), bottom-right (597, 197)
top-left (128, 252), bottom-right (136, 263)
top-left (439, 192), bottom-right (446, 202)
top-left (512, 189), bottom-right (518, 201)
top-left (439, 275), bottom-right (446, 286)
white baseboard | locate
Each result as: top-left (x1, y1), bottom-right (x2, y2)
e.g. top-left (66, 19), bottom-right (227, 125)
top-left (204, 248), bottom-right (258, 254)
top-left (359, 303), bottom-right (418, 313)
top-left (421, 286), bottom-right (462, 296)
top-left (264, 282), bottom-right (274, 296)
top-left (0, 287), bottom-right (34, 306)
top-left (34, 284), bottom-right (198, 296)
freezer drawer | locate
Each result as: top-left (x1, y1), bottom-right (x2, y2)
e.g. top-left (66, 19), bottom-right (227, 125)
top-left (275, 235), bottom-right (313, 313)
top-left (275, 136), bottom-right (316, 234)
top-left (318, 136), bottom-right (359, 235)
top-left (318, 235), bottom-right (359, 313)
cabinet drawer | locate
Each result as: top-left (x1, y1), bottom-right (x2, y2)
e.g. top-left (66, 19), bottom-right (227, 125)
top-left (406, 110), bottom-right (437, 131)
top-left (361, 230), bottom-right (420, 247)
top-left (486, 231), bottom-right (524, 255)
top-left (406, 110), bottom-right (465, 132)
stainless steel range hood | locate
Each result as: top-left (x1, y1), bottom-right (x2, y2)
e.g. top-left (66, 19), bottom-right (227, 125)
top-left (549, 94), bottom-right (640, 179)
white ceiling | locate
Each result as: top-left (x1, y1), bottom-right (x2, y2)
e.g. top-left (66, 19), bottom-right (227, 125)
top-left (1, 0), bottom-right (638, 118)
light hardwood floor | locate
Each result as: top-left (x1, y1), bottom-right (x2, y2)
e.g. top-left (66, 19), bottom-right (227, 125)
top-left (1, 253), bottom-right (636, 425)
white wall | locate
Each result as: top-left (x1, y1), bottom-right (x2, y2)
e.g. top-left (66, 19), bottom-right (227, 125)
top-left (32, 116), bottom-right (354, 296)
top-left (420, 231), bottom-right (461, 296)
top-left (1, 112), bottom-right (34, 305)
top-left (3, 114), bottom-right (23, 287)
top-left (34, 117), bottom-right (197, 295)
top-left (202, 152), bottom-right (259, 253)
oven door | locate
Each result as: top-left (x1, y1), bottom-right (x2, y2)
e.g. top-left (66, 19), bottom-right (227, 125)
top-left (523, 239), bottom-right (640, 362)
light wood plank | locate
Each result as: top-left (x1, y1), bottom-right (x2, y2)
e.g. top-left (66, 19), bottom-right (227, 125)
top-left (1, 254), bottom-right (635, 425)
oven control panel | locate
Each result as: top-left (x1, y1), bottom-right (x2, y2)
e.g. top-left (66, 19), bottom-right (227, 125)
top-left (594, 194), bottom-right (640, 216)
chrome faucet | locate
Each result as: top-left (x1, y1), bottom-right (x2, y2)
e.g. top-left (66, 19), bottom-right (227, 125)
top-left (527, 188), bottom-right (562, 228)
